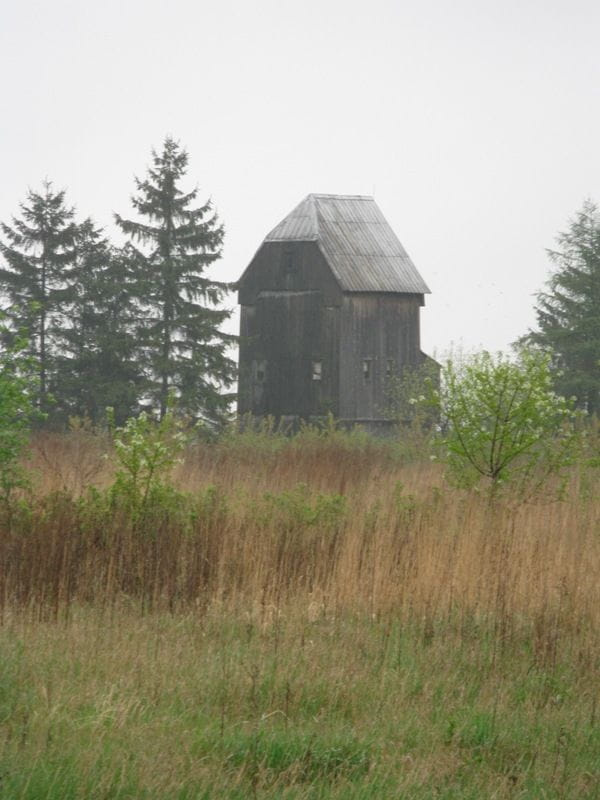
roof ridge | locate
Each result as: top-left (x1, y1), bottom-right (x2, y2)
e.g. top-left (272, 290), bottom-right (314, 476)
top-left (309, 194), bottom-right (320, 238)
top-left (308, 193), bottom-right (374, 201)
top-left (251, 194), bottom-right (430, 295)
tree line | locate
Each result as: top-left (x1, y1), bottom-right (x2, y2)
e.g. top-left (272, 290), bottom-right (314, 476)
top-left (1, 134), bottom-right (599, 432)
top-left (0, 137), bottom-right (235, 427)
top-left (521, 199), bottom-right (600, 416)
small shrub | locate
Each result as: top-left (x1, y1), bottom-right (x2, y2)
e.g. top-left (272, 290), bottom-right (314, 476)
top-left (0, 330), bottom-right (39, 514)
top-left (431, 349), bottom-right (582, 498)
top-left (107, 405), bottom-right (188, 520)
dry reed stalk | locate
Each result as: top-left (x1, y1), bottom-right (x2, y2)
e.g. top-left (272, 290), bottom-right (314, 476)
top-left (28, 430), bottom-right (112, 495)
top-left (2, 434), bottom-right (598, 667)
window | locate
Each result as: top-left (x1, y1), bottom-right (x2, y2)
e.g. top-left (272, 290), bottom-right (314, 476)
top-left (312, 361), bottom-right (322, 381)
top-left (281, 249), bottom-right (295, 275)
top-left (362, 359), bottom-right (372, 382)
top-left (254, 360), bottom-right (266, 382)
top-left (386, 359), bottom-right (395, 378)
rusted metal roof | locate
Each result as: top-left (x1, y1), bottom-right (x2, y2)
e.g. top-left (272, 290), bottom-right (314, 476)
top-left (264, 194), bottom-right (430, 294)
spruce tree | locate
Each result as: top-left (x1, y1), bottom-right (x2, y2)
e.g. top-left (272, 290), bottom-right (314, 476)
top-left (52, 221), bottom-right (143, 424)
top-left (115, 137), bottom-right (235, 422)
top-left (525, 200), bottom-right (600, 414)
top-left (0, 182), bottom-right (78, 412)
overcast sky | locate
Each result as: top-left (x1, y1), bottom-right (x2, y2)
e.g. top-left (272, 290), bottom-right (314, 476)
top-left (2, 0), bottom-right (599, 359)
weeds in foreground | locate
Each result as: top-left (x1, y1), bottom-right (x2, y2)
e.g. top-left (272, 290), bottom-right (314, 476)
top-left (0, 606), bottom-right (599, 799)
top-left (1, 429), bottom-right (599, 797)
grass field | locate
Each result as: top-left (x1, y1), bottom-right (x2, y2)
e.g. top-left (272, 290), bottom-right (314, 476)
top-left (1, 428), bottom-right (599, 798)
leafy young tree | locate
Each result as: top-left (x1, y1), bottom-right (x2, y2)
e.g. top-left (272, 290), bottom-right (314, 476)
top-left (431, 350), bottom-right (580, 495)
top-left (525, 201), bottom-right (600, 414)
top-left (0, 182), bottom-right (78, 412)
top-left (115, 137), bottom-right (235, 423)
top-left (52, 221), bottom-right (143, 425)
top-left (107, 402), bottom-right (188, 520)
top-left (0, 324), bottom-right (39, 510)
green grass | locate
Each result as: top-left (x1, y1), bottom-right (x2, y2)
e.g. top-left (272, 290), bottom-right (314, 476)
top-left (2, 429), bottom-right (600, 797)
top-left (1, 608), bottom-right (599, 799)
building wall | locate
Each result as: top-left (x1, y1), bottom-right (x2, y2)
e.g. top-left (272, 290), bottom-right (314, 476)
top-left (238, 241), bottom-right (342, 306)
top-left (338, 293), bottom-right (424, 420)
top-left (238, 241), bottom-right (341, 417)
top-left (238, 241), bottom-right (426, 422)
top-left (238, 292), bottom-right (340, 417)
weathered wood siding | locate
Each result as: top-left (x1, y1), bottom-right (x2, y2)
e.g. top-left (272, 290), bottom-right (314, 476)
top-left (238, 241), bottom-right (341, 417)
top-left (237, 195), bottom-right (433, 424)
top-left (238, 241), bottom-right (341, 306)
top-left (338, 293), bottom-right (423, 420)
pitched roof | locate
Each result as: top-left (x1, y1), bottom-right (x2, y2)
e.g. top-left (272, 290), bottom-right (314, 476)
top-left (264, 194), bottom-right (430, 294)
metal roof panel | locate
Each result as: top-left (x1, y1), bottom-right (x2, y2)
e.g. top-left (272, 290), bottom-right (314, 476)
top-left (262, 194), bottom-right (430, 294)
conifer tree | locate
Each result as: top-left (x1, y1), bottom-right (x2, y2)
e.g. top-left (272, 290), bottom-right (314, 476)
top-left (0, 182), bottom-right (77, 412)
top-left (524, 201), bottom-right (600, 415)
top-left (52, 221), bottom-right (143, 424)
top-left (115, 137), bottom-right (235, 422)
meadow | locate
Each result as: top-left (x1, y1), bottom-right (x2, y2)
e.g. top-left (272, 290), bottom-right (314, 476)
top-left (1, 425), bottom-right (599, 798)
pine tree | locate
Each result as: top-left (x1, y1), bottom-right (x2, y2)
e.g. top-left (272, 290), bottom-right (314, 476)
top-left (0, 182), bottom-right (78, 412)
top-left (52, 221), bottom-right (143, 424)
top-left (525, 200), bottom-right (600, 414)
top-left (115, 137), bottom-right (235, 422)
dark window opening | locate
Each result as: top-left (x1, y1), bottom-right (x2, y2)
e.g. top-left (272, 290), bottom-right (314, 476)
top-left (362, 359), bottom-right (372, 382)
top-left (254, 360), bottom-right (266, 382)
top-left (281, 249), bottom-right (295, 275)
top-left (312, 361), bottom-right (322, 381)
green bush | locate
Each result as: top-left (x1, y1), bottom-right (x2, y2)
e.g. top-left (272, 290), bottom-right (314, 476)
top-left (0, 329), bottom-right (39, 512)
top-left (107, 405), bottom-right (188, 520)
top-left (432, 349), bottom-right (582, 496)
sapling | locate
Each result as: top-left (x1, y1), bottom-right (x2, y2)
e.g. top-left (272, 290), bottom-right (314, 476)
top-left (429, 349), bottom-right (582, 498)
top-left (107, 401), bottom-right (188, 518)
top-left (0, 328), bottom-right (39, 514)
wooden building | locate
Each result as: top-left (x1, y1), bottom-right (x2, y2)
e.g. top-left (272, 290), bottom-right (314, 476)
top-left (237, 194), bottom-right (434, 427)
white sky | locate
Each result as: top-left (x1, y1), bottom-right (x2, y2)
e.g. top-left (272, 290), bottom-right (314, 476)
top-left (2, 0), bottom-right (599, 358)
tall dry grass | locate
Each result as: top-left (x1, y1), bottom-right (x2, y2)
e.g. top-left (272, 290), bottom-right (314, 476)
top-left (4, 429), bottom-right (598, 665)
top-left (2, 429), bottom-right (600, 797)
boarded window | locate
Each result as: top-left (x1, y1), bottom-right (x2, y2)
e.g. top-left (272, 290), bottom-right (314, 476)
top-left (254, 360), bottom-right (266, 382)
top-left (281, 249), bottom-right (295, 275)
top-left (312, 361), bottom-right (322, 381)
top-left (362, 359), bottom-right (372, 382)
